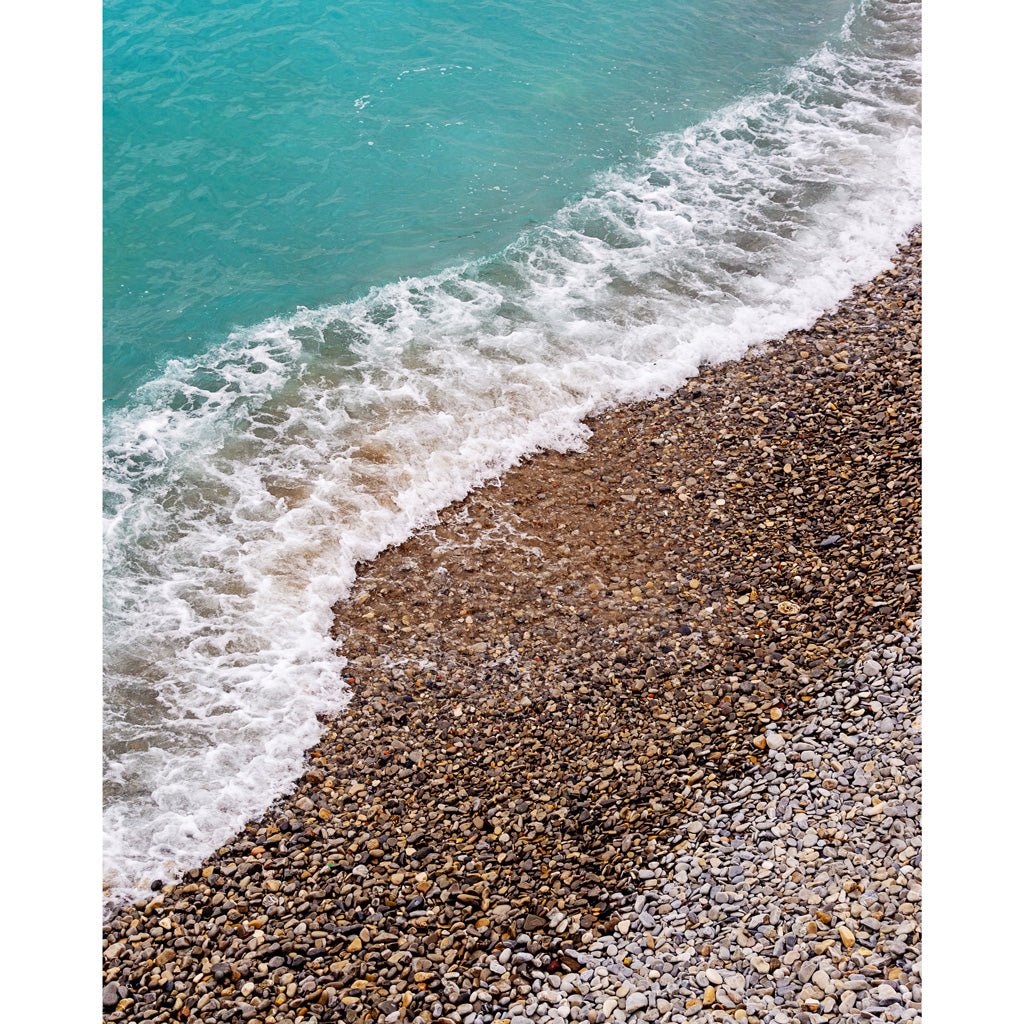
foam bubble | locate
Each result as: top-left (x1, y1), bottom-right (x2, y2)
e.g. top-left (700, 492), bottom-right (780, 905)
top-left (103, 0), bottom-right (919, 912)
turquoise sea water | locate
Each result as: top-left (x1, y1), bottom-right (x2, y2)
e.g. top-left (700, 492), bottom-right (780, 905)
top-left (104, 0), bottom-right (853, 403)
top-left (103, 0), bottom-right (921, 909)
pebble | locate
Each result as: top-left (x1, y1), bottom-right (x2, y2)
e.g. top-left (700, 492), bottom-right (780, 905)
top-left (101, 231), bottom-right (922, 1024)
top-left (101, 982), bottom-right (120, 1009)
top-left (624, 992), bottom-right (648, 1014)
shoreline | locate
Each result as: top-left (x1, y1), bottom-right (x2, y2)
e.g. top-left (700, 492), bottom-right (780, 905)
top-left (102, 228), bottom-right (921, 1024)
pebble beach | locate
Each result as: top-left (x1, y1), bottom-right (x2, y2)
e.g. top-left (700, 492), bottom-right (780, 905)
top-left (101, 228), bottom-right (922, 1023)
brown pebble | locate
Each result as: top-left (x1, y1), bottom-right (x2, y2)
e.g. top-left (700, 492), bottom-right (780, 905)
top-left (101, 230), bottom-right (922, 1024)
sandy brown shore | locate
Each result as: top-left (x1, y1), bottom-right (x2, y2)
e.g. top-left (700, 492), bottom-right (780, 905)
top-left (102, 229), bottom-right (921, 1023)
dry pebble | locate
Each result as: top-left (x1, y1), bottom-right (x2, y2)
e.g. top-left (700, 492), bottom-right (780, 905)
top-left (530, 625), bottom-right (922, 1024)
top-left (101, 229), bottom-right (921, 1023)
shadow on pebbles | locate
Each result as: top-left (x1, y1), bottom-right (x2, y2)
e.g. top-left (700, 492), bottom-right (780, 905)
top-left (103, 229), bottom-right (921, 1024)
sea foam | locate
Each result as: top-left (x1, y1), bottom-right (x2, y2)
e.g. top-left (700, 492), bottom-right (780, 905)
top-left (103, 0), bottom-right (920, 911)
